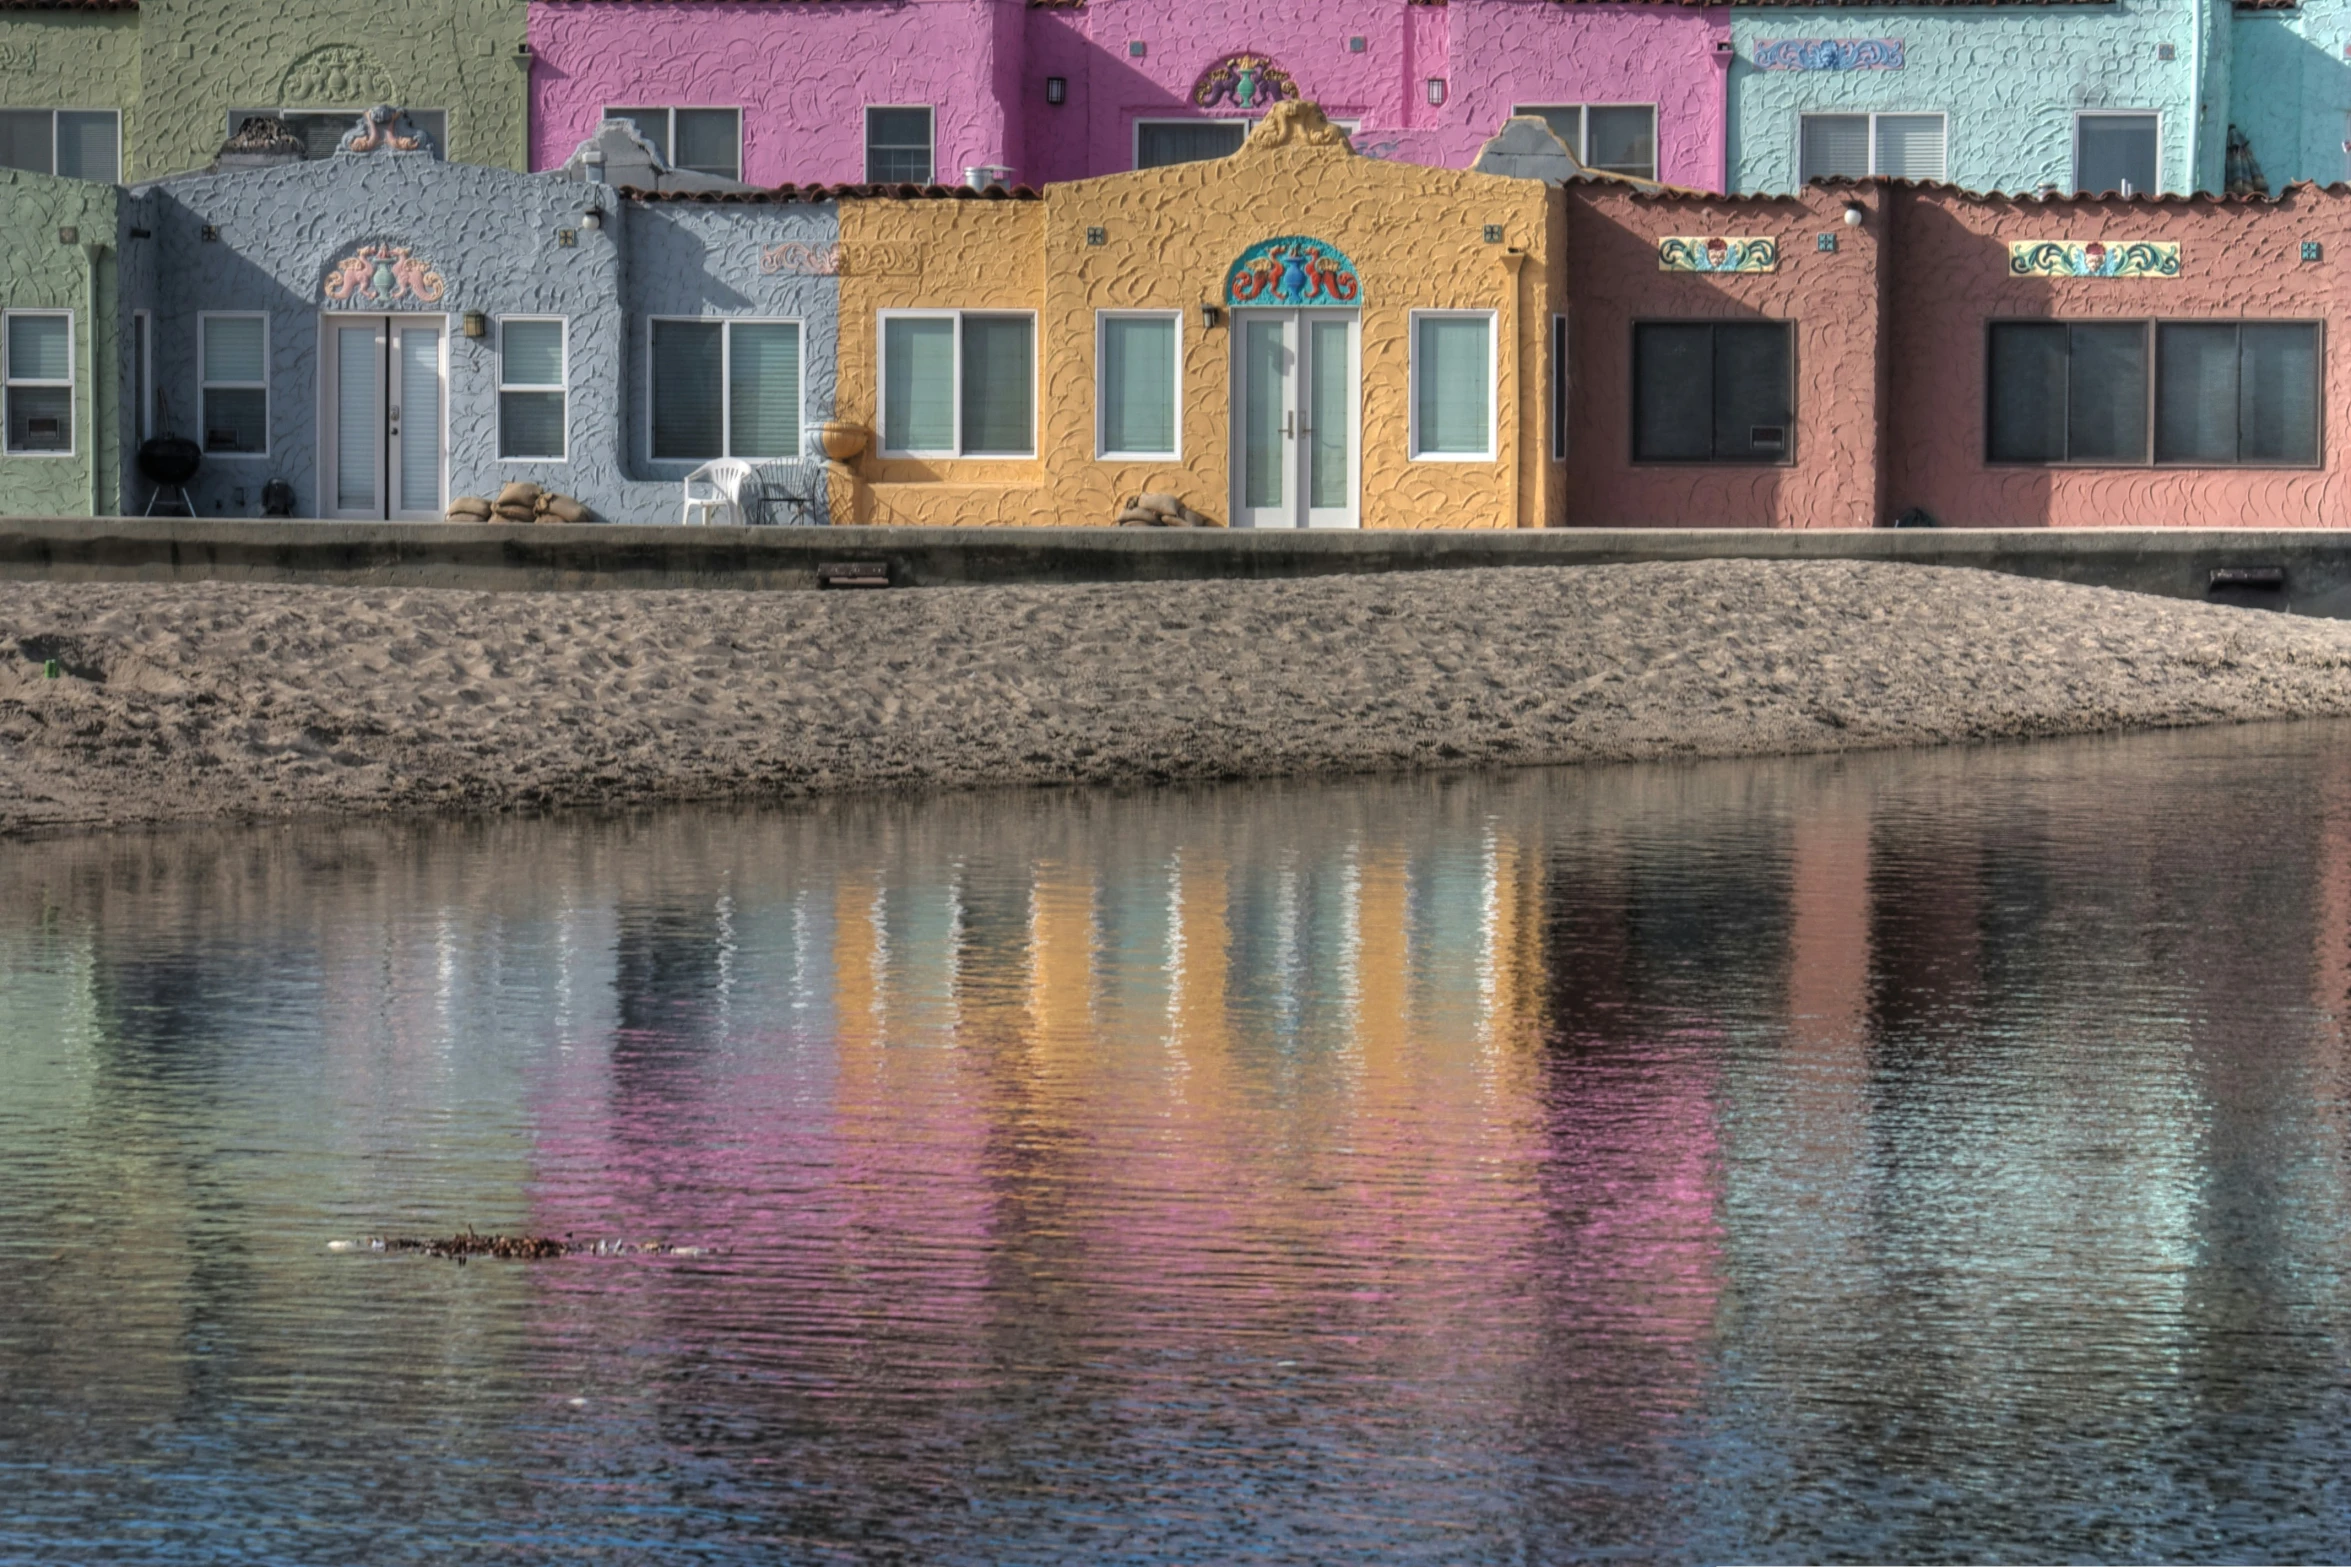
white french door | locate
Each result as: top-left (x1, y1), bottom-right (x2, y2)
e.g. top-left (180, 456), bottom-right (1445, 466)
top-left (322, 315), bottom-right (445, 520)
top-left (1232, 308), bottom-right (1360, 529)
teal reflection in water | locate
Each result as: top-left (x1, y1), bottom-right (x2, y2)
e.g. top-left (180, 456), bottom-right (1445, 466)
top-left (5, 724), bottom-right (2351, 1563)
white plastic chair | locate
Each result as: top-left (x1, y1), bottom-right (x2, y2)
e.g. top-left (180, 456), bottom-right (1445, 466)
top-left (680, 458), bottom-right (758, 527)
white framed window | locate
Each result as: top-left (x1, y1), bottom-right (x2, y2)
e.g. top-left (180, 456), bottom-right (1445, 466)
top-left (3, 311), bottom-right (74, 456)
top-left (224, 109), bottom-right (446, 161)
top-left (133, 309), bottom-right (154, 443)
top-left (879, 310), bottom-right (1036, 458)
top-left (1799, 112), bottom-right (1947, 182)
top-left (648, 318), bottom-right (804, 462)
top-left (1410, 310), bottom-right (1496, 461)
top-left (498, 317), bottom-right (568, 460)
top-left (199, 312), bottom-right (269, 457)
top-left (2075, 111), bottom-right (2160, 196)
top-left (1096, 311), bottom-right (1182, 459)
top-left (0, 109), bottom-right (120, 181)
top-left (1512, 104), bottom-right (1657, 180)
top-left (866, 106), bottom-right (935, 184)
top-left (604, 107), bottom-right (742, 180)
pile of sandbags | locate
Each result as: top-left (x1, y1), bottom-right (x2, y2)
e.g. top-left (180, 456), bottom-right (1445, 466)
top-left (1115, 492), bottom-right (1219, 528)
top-left (446, 482), bottom-right (592, 524)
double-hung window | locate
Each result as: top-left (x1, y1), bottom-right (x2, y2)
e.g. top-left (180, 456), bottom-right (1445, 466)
top-left (499, 319), bottom-right (568, 460)
top-left (1096, 312), bottom-right (1181, 458)
top-left (650, 319), bottom-right (804, 462)
top-left (1512, 105), bottom-right (1657, 180)
top-left (605, 107), bottom-right (742, 180)
top-left (1633, 321), bottom-right (1794, 463)
top-left (866, 107), bottom-right (935, 184)
top-left (199, 313), bottom-right (268, 456)
top-left (1987, 320), bottom-right (2320, 466)
top-left (2075, 113), bottom-right (2159, 196)
top-left (4, 311), bottom-right (73, 455)
top-left (1798, 113), bottom-right (1946, 182)
top-left (0, 109), bottom-right (120, 180)
top-left (1411, 312), bottom-right (1496, 460)
top-left (881, 312), bottom-right (1035, 457)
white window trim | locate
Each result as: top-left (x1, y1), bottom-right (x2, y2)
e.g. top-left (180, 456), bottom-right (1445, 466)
top-left (496, 315), bottom-right (570, 463)
top-left (644, 315), bottom-right (808, 465)
top-left (2073, 109), bottom-right (2164, 195)
top-left (1408, 309), bottom-right (1498, 463)
top-left (198, 310), bottom-right (271, 459)
top-left (1094, 309), bottom-right (1184, 460)
top-left (600, 106), bottom-right (744, 179)
top-left (864, 104), bottom-right (936, 184)
top-left (1796, 109), bottom-right (1949, 182)
top-left (876, 308), bottom-right (1040, 460)
top-left (3, 308), bottom-right (76, 459)
top-left (0, 108), bottom-right (121, 182)
top-left (1510, 103), bottom-right (1659, 178)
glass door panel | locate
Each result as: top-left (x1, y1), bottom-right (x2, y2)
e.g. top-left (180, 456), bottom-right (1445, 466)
top-left (326, 315), bottom-right (445, 521)
top-left (1235, 315), bottom-right (1295, 529)
top-left (1305, 313), bottom-right (1357, 527)
top-left (331, 322), bottom-right (383, 517)
top-left (391, 321), bottom-right (443, 519)
top-left (1231, 309), bottom-right (1359, 530)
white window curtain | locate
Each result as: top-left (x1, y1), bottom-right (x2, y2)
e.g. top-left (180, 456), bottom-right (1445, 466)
top-left (1414, 316), bottom-right (1492, 457)
top-left (1100, 316), bottom-right (1177, 455)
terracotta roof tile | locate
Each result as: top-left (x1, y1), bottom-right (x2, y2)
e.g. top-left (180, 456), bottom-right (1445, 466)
top-left (621, 180), bottom-right (1041, 202)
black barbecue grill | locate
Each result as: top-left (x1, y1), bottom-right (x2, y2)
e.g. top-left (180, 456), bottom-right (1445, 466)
top-left (136, 436), bottom-right (200, 516)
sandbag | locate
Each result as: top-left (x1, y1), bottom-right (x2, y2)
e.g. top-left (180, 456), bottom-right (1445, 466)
top-left (496, 481), bottom-right (542, 508)
top-left (537, 493), bottom-right (588, 524)
top-left (445, 495), bottom-right (493, 521)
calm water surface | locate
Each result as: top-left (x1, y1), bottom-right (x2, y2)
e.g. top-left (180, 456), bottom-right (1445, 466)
top-left (7, 725), bottom-right (2351, 1564)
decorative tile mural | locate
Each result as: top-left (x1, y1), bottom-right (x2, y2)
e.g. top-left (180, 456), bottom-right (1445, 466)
top-left (322, 243), bottom-right (446, 307)
top-left (1193, 54), bottom-right (1300, 112)
top-left (2007, 240), bottom-right (2182, 278)
top-left (762, 240), bottom-right (842, 277)
top-left (1751, 39), bottom-right (1905, 71)
top-left (1226, 236), bottom-right (1363, 307)
top-left (1658, 236), bottom-right (1780, 273)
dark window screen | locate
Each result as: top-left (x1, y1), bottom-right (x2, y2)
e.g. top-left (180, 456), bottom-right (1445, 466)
top-left (1713, 324), bottom-right (1792, 460)
top-left (1633, 321), bottom-right (1792, 462)
top-left (1992, 320), bottom-right (2317, 465)
top-left (2067, 323), bottom-right (2148, 463)
top-left (2238, 323), bottom-right (2320, 464)
top-left (1136, 120), bottom-right (1249, 169)
top-left (1987, 323), bottom-right (2067, 462)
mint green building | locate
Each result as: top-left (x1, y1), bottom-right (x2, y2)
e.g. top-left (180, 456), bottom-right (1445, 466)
top-left (0, 169), bottom-right (128, 516)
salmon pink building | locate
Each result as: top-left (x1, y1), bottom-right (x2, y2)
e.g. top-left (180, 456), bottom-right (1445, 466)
top-left (526, 0), bottom-right (1732, 190)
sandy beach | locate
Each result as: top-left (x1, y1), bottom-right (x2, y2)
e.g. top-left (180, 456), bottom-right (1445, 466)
top-left (4, 559), bottom-right (2351, 837)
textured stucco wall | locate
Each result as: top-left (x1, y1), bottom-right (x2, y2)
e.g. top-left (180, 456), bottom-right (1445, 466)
top-left (530, 0), bottom-right (1727, 189)
top-left (1730, 3), bottom-right (2204, 195)
top-left (0, 172), bottom-right (127, 519)
top-left (1883, 187), bottom-right (2344, 528)
top-left (833, 111), bottom-right (1558, 530)
top-left (133, 152), bottom-right (837, 524)
top-left (1564, 184), bottom-right (1887, 529)
top-left (0, 10), bottom-right (140, 173)
top-left (135, 0), bottom-right (528, 179)
top-left (528, 0), bottom-right (1014, 184)
top-left (2228, 9), bottom-right (2351, 190)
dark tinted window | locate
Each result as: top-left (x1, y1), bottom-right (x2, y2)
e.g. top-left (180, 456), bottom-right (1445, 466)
top-left (2076, 114), bottom-right (2158, 196)
top-left (1135, 120), bottom-right (1248, 169)
top-left (1633, 321), bottom-right (1792, 463)
top-left (2067, 323), bottom-right (2149, 463)
top-left (1987, 322), bottom-right (2066, 462)
top-left (1991, 320), bottom-right (2319, 465)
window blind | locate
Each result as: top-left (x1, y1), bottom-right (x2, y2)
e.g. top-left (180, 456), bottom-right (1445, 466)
top-left (396, 324), bottom-right (441, 513)
top-left (961, 316), bottom-right (1034, 454)
top-left (2237, 323), bottom-right (2319, 464)
top-left (502, 321), bottom-right (564, 388)
top-left (55, 112), bottom-right (117, 181)
top-left (8, 313), bottom-right (70, 382)
top-left (1309, 319), bottom-right (1351, 505)
top-left (1873, 115), bottom-right (1946, 182)
top-left (884, 317), bottom-right (955, 451)
top-left (728, 321), bottom-right (800, 458)
top-left (1799, 115), bottom-right (1871, 181)
top-left (2154, 324), bottom-right (2237, 464)
top-left (1415, 316), bottom-right (1491, 456)
top-left (334, 325), bottom-right (378, 508)
top-left (203, 316), bottom-right (265, 385)
top-left (652, 320), bottom-right (723, 460)
top-left (1987, 323), bottom-right (2067, 463)
top-left (0, 111), bottom-right (51, 175)
top-left (2067, 323), bottom-right (2148, 463)
top-left (500, 318), bottom-right (566, 459)
top-left (1101, 316), bottom-right (1177, 454)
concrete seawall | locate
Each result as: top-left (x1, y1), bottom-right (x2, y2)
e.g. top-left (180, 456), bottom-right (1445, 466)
top-left (4, 518), bottom-right (2350, 614)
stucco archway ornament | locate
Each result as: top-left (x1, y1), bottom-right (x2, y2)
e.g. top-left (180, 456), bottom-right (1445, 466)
top-left (279, 44), bottom-right (397, 107)
top-left (1242, 101), bottom-right (1354, 154)
top-left (1226, 237), bottom-right (1362, 308)
top-left (1193, 53), bottom-right (1301, 112)
top-left (322, 243), bottom-right (447, 309)
top-left (337, 106), bottom-right (439, 157)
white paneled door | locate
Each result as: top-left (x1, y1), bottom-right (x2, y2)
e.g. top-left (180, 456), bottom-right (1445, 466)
top-left (323, 315), bottom-right (445, 520)
top-left (1232, 309), bottom-right (1359, 529)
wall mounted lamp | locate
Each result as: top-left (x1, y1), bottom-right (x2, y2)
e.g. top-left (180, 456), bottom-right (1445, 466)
top-left (463, 311), bottom-right (488, 339)
top-left (1425, 78), bottom-right (1447, 107)
top-left (582, 206), bottom-right (604, 230)
top-left (514, 40), bottom-right (532, 57)
top-left (1842, 201), bottom-right (1865, 226)
top-left (1045, 75), bottom-right (1067, 105)
top-left (1199, 303), bottom-right (1223, 331)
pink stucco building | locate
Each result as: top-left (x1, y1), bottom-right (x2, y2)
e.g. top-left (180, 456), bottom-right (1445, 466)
top-left (527, 0), bottom-right (1731, 190)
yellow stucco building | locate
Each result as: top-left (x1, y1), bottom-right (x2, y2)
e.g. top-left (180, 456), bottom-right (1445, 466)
top-left (830, 103), bottom-right (1561, 531)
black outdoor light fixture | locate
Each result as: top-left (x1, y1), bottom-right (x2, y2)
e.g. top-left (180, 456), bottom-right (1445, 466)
top-left (1426, 77), bottom-right (1447, 106)
top-left (1199, 303), bottom-right (1223, 331)
top-left (1045, 76), bottom-right (1067, 105)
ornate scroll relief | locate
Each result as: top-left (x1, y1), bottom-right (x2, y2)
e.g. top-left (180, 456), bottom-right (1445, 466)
top-left (839, 243), bottom-right (923, 277)
top-left (1751, 38), bottom-right (1905, 71)
top-left (1193, 53), bottom-right (1301, 112)
top-left (323, 244), bottom-right (447, 309)
top-left (2007, 240), bottom-right (2181, 279)
top-left (761, 241), bottom-right (842, 277)
top-left (1658, 236), bottom-right (1780, 274)
top-left (337, 105), bottom-right (437, 156)
top-left (280, 44), bottom-right (396, 106)
top-left (1226, 237), bottom-right (1362, 308)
